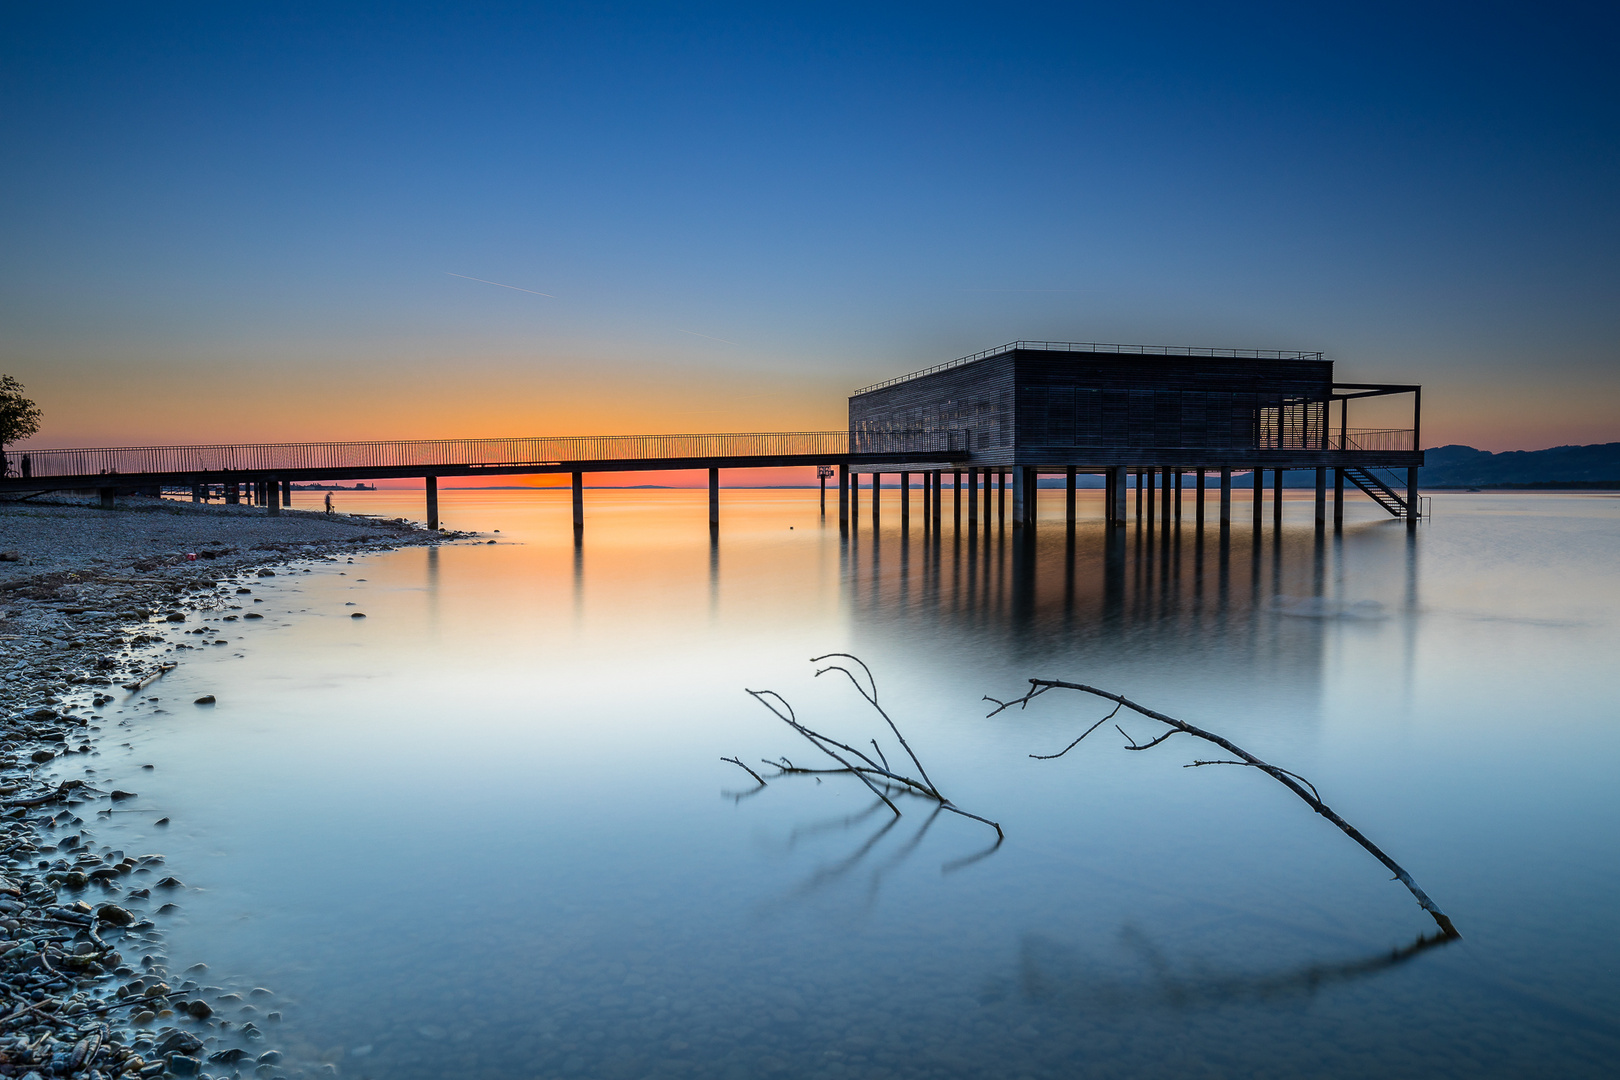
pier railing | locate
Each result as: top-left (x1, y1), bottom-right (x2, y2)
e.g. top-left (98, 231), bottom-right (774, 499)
top-left (5, 430), bottom-right (959, 480)
top-left (1326, 429), bottom-right (1415, 452)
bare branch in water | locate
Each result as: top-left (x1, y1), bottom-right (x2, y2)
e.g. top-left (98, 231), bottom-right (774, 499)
top-left (721, 756), bottom-right (766, 786)
top-left (1000, 678), bottom-right (1459, 939)
top-left (740, 658), bottom-right (1002, 840)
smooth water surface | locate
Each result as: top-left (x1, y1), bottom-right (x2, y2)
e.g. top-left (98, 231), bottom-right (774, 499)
top-left (72, 488), bottom-right (1620, 1078)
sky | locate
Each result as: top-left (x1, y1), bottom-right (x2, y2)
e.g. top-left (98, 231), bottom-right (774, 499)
top-left (3, 1), bottom-right (1617, 483)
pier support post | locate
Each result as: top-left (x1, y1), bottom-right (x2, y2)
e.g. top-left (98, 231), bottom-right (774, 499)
top-left (1135, 470), bottom-right (1143, 521)
top-left (851, 472), bottom-right (860, 529)
top-left (872, 472), bottom-right (881, 523)
top-left (901, 472), bottom-right (911, 527)
top-left (1173, 469), bottom-right (1182, 522)
top-left (191, 483), bottom-right (203, 503)
top-left (1066, 467), bottom-right (1077, 525)
top-left (709, 468), bottom-right (720, 531)
top-left (932, 471), bottom-right (942, 528)
top-left (1252, 469), bottom-right (1263, 530)
top-left (1314, 467), bottom-right (1326, 532)
top-left (920, 471), bottom-right (929, 526)
top-left (953, 471), bottom-right (961, 529)
top-left (966, 468), bottom-right (977, 529)
top-left (1110, 466), bottom-right (1127, 526)
top-left (1146, 469), bottom-right (1155, 528)
top-left (282, 480), bottom-right (291, 504)
top-left (98, 487), bottom-right (115, 510)
top-left (1334, 468), bottom-right (1344, 529)
top-left (838, 464), bottom-right (849, 530)
top-left (1220, 468), bottom-right (1232, 528)
top-left (820, 469), bottom-right (827, 516)
top-left (571, 470), bottom-right (583, 537)
top-left (267, 477), bottom-right (281, 516)
top-left (226, 482), bottom-right (239, 505)
top-left (1407, 467), bottom-right (1420, 529)
top-left (426, 475), bottom-right (439, 530)
top-left (1162, 468), bottom-right (1173, 524)
top-left (1273, 469), bottom-right (1284, 530)
top-left (984, 469), bottom-right (993, 530)
top-left (1195, 469), bottom-right (1205, 529)
top-left (1011, 466), bottom-right (1027, 529)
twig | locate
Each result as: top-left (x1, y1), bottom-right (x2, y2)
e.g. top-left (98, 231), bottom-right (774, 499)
top-left (741, 659), bottom-right (1003, 840)
top-left (997, 679), bottom-right (1459, 939)
top-left (720, 756), bottom-right (766, 786)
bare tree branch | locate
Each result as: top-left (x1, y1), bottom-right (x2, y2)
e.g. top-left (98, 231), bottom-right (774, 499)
top-left (1005, 678), bottom-right (1459, 939)
top-left (741, 659), bottom-right (1002, 840)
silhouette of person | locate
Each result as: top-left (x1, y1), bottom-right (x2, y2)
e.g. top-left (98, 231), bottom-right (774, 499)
top-left (324, 492), bottom-right (333, 514)
top-left (19, 455), bottom-right (29, 479)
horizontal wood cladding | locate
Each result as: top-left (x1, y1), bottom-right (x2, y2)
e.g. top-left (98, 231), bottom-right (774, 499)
top-left (850, 347), bottom-right (1336, 465)
top-left (849, 353), bottom-right (1016, 465)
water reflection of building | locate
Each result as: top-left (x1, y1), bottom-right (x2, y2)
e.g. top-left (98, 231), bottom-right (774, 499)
top-left (837, 505), bottom-right (1420, 711)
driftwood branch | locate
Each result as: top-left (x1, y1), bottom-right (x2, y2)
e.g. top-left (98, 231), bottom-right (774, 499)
top-left (738, 657), bottom-right (1002, 840)
top-left (989, 679), bottom-right (1458, 939)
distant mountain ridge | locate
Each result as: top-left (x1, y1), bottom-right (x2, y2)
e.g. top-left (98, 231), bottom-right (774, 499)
top-left (1420, 443), bottom-right (1620, 488)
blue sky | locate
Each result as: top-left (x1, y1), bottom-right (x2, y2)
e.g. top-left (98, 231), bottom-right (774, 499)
top-left (3, 2), bottom-right (1616, 449)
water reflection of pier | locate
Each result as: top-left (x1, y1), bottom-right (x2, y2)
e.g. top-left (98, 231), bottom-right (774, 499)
top-left (836, 491), bottom-right (1419, 705)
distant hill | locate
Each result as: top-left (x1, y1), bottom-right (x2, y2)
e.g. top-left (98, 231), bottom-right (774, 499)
top-left (1420, 443), bottom-right (1620, 488)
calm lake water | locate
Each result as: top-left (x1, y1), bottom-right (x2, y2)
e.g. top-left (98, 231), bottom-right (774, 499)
top-left (76, 487), bottom-right (1620, 1078)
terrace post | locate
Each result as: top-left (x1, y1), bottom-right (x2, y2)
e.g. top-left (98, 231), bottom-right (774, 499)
top-left (709, 468), bottom-right (720, 531)
top-left (267, 477), bottom-right (281, 516)
top-left (98, 488), bottom-right (115, 510)
top-left (1219, 468), bottom-right (1232, 528)
top-left (1314, 467), bottom-right (1326, 532)
top-left (966, 468), bottom-right (977, 529)
top-left (1407, 467), bottom-right (1420, 528)
top-left (901, 472), bottom-right (911, 527)
top-left (571, 471), bottom-right (583, 537)
top-left (1066, 467), bottom-right (1077, 525)
top-left (426, 475), bottom-right (439, 530)
top-left (1252, 469), bottom-right (1263, 531)
top-left (1334, 468), bottom-right (1345, 529)
top-left (1273, 469), bottom-right (1284, 530)
top-left (1011, 466), bottom-right (1026, 529)
top-left (1109, 466), bottom-right (1127, 526)
top-left (953, 471), bottom-right (961, 529)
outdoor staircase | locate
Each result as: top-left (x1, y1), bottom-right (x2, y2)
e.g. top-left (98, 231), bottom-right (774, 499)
top-left (1343, 467), bottom-right (1415, 518)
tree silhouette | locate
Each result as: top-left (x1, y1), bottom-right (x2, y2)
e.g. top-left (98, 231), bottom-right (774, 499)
top-left (0, 376), bottom-right (42, 462)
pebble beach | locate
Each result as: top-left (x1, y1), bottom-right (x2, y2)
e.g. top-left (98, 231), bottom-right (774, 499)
top-left (0, 494), bottom-right (451, 1079)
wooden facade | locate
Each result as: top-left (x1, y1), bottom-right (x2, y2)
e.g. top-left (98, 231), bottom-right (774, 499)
top-left (848, 342), bottom-right (1421, 473)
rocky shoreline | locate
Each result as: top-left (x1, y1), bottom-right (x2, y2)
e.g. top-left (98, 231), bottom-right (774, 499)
top-left (0, 495), bottom-right (459, 1078)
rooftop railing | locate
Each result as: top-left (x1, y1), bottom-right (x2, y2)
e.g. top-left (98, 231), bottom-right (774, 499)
top-left (853, 341), bottom-right (1327, 396)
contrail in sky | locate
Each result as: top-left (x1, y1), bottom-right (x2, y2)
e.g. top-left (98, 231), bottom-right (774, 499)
top-left (446, 272), bottom-right (557, 298)
top-left (675, 329), bottom-right (740, 345)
